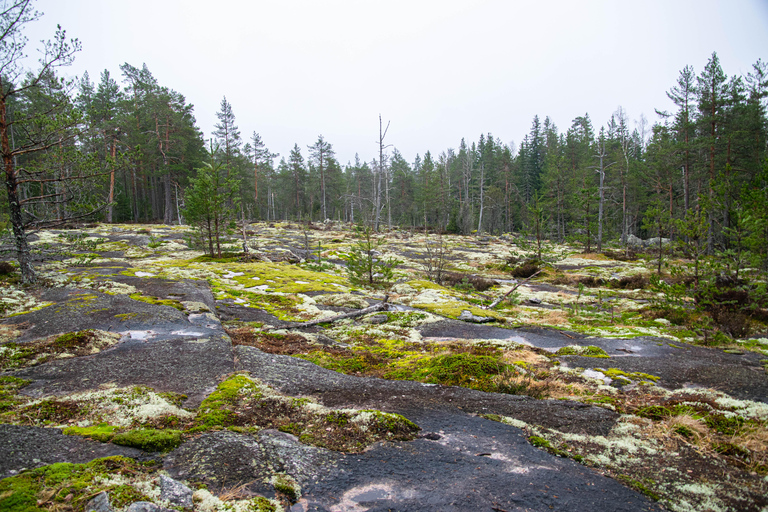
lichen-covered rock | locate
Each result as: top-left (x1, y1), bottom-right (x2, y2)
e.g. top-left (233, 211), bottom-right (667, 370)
top-left (126, 502), bottom-right (173, 512)
top-left (85, 491), bottom-right (113, 512)
top-left (159, 474), bottom-right (193, 509)
top-left (458, 310), bottom-right (494, 323)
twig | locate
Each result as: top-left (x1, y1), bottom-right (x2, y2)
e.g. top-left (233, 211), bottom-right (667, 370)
top-left (484, 270), bottom-right (543, 310)
top-left (283, 295), bottom-right (390, 329)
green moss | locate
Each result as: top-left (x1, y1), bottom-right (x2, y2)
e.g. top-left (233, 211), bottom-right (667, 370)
top-left (528, 435), bottom-right (551, 448)
top-left (598, 368), bottom-right (660, 383)
top-left (109, 484), bottom-right (152, 508)
top-left (0, 343), bottom-right (36, 370)
top-left (555, 345), bottom-right (610, 358)
top-left (220, 261), bottom-right (348, 294)
top-left (196, 374), bottom-right (262, 427)
top-left (53, 330), bottom-right (95, 349)
top-left (129, 293), bottom-right (185, 311)
top-left (704, 414), bottom-right (746, 435)
top-left (615, 475), bottom-right (660, 501)
top-left (386, 353), bottom-right (507, 392)
top-left (63, 423), bottom-right (119, 442)
top-left (272, 473), bottom-right (301, 502)
top-left (192, 373), bottom-right (418, 452)
top-left (111, 428), bottom-right (183, 452)
top-left (416, 301), bottom-right (506, 323)
top-left (251, 496), bottom-right (279, 512)
top-left (16, 398), bottom-right (86, 425)
top-left (0, 456), bottom-right (154, 512)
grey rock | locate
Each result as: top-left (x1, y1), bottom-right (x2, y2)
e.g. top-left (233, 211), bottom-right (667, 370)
top-left (85, 491), bottom-right (113, 512)
top-left (457, 310), bottom-right (494, 323)
top-left (646, 237), bottom-right (671, 247)
top-left (528, 298), bottom-right (542, 305)
top-left (159, 474), bottom-right (193, 509)
top-left (126, 503), bottom-right (173, 512)
top-left (626, 234), bottom-right (644, 247)
top-left (364, 314), bottom-right (388, 325)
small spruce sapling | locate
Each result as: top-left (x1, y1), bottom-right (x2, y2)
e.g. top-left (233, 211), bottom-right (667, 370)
top-left (345, 225), bottom-right (401, 285)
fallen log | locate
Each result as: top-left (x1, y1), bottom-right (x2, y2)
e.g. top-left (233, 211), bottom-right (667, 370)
top-left (284, 295), bottom-right (390, 329)
top-left (484, 270), bottom-right (543, 310)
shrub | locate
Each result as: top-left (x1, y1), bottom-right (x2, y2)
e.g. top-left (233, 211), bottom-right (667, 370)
top-left (511, 262), bottom-right (540, 279)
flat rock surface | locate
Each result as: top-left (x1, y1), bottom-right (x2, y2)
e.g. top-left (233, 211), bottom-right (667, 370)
top-left (420, 320), bottom-right (768, 402)
top-left (2, 263), bottom-right (764, 511)
top-left (0, 424), bottom-right (147, 479)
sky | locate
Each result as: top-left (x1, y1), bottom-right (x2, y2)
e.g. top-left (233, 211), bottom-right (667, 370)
top-left (23, 0), bottom-right (768, 167)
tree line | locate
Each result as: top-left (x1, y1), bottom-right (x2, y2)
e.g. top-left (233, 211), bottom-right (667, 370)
top-left (1, 0), bottom-right (767, 283)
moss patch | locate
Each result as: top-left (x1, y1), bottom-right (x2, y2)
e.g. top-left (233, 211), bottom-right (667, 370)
top-left (0, 456), bottom-right (156, 512)
top-left (555, 345), bottom-right (610, 358)
top-left (111, 428), bottom-right (183, 452)
top-left (0, 329), bottom-right (122, 370)
top-left (129, 293), bottom-right (186, 311)
top-left (194, 373), bottom-right (419, 452)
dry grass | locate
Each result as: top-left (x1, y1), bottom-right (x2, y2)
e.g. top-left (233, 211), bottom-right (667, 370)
top-left (664, 414), bottom-right (709, 443)
top-left (217, 481), bottom-right (256, 501)
top-left (528, 309), bottom-right (570, 326)
top-left (578, 252), bottom-right (609, 260)
top-left (502, 348), bottom-right (549, 366)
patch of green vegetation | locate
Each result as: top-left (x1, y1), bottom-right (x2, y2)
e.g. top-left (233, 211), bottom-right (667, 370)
top-left (0, 343), bottom-right (36, 370)
top-left (16, 398), bottom-right (86, 425)
top-left (63, 423), bottom-right (119, 442)
top-left (0, 456), bottom-right (155, 512)
top-left (111, 428), bottom-right (183, 452)
top-left (598, 368), bottom-right (660, 384)
top-left (52, 330), bottom-right (95, 349)
top-left (1, 330), bottom-right (121, 372)
top-left (526, 435), bottom-right (581, 461)
top-left (386, 353), bottom-right (507, 392)
top-left (191, 253), bottom-right (242, 263)
top-left (129, 293), bottom-right (185, 311)
top-left (0, 376), bottom-right (30, 414)
top-left (114, 312), bottom-right (138, 321)
top-left (704, 414), bottom-right (746, 435)
top-left (615, 474), bottom-right (660, 501)
top-left (219, 261), bottom-right (348, 294)
top-left (415, 301), bottom-right (506, 323)
top-left (193, 373), bottom-right (419, 452)
top-left (251, 496), bottom-right (279, 512)
top-left (214, 286), bottom-right (306, 321)
top-left (196, 374), bottom-right (262, 427)
top-left (272, 473), bottom-right (301, 502)
top-left (555, 345), bottom-right (610, 358)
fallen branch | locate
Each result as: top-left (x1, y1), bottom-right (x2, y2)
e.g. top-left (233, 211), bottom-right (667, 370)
top-left (484, 270), bottom-right (543, 310)
top-left (284, 295), bottom-right (390, 329)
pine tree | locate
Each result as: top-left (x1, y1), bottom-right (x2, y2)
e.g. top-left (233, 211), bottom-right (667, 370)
top-left (307, 135), bottom-right (335, 221)
top-left (184, 143), bottom-right (240, 257)
top-left (1, 1), bottom-right (85, 283)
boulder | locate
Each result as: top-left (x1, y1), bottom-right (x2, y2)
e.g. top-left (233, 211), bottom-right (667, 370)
top-left (159, 474), bottom-right (193, 509)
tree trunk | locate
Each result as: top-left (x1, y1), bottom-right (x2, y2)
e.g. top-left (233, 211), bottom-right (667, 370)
top-left (1, 95), bottom-right (36, 284)
top-left (107, 137), bottom-right (116, 223)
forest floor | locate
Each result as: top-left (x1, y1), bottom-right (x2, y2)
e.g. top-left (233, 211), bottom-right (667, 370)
top-left (0, 221), bottom-right (766, 512)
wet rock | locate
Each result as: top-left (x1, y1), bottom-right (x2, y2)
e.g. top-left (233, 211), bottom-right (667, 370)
top-left (159, 474), bottom-right (193, 509)
top-left (85, 491), bottom-right (113, 512)
top-left (0, 425), bottom-right (145, 479)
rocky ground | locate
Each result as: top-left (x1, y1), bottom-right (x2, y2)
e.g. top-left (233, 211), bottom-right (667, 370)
top-left (0, 221), bottom-right (766, 512)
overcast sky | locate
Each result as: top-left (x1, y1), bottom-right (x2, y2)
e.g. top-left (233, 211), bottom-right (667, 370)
top-left (24, 0), bottom-right (768, 166)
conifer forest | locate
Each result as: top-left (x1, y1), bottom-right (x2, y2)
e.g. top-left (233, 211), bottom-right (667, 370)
top-left (1, 0), bottom-right (767, 284)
